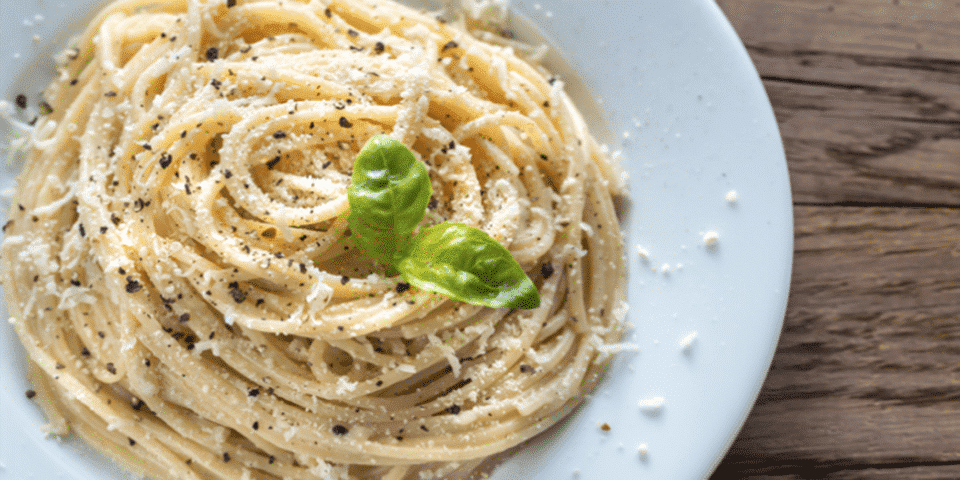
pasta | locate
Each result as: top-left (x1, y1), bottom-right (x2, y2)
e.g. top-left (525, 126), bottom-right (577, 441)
top-left (1, 0), bottom-right (627, 479)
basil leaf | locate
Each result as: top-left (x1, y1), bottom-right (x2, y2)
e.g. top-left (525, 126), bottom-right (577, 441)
top-left (347, 135), bottom-right (432, 275)
top-left (397, 223), bottom-right (541, 309)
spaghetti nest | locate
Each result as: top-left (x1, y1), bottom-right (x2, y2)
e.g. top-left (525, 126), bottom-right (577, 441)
top-left (2, 0), bottom-right (627, 479)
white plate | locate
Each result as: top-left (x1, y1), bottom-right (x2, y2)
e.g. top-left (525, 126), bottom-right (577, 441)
top-left (0, 1), bottom-right (792, 479)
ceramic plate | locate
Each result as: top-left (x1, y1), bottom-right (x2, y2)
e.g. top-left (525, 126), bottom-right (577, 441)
top-left (0, 0), bottom-right (792, 479)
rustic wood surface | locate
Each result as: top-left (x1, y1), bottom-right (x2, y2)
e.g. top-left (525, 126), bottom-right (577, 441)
top-left (711, 0), bottom-right (960, 478)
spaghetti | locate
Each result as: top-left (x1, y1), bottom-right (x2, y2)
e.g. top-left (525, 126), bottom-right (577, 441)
top-left (1, 0), bottom-right (627, 478)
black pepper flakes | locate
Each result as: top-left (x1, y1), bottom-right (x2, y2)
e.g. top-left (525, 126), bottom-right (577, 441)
top-left (252, 421), bottom-right (259, 430)
top-left (104, 91), bottom-right (118, 97)
top-left (442, 40), bottom-right (458, 51)
top-left (15, 94), bottom-right (27, 109)
top-left (38, 101), bottom-right (53, 115)
top-left (226, 0), bottom-right (237, 6)
top-left (448, 404), bottom-right (461, 415)
top-left (230, 287), bottom-right (246, 303)
top-left (159, 154), bottom-right (172, 169)
top-left (125, 276), bottom-right (143, 293)
top-left (374, 41), bottom-right (385, 54)
top-left (106, 362), bottom-right (117, 374)
top-left (324, 7), bottom-right (332, 18)
top-left (128, 437), bottom-right (136, 446)
top-left (519, 364), bottom-right (534, 374)
top-left (340, 275), bottom-right (349, 285)
top-left (210, 78), bottom-right (222, 89)
top-left (273, 130), bottom-right (287, 139)
top-left (78, 223), bottom-right (86, 237)
top-left (133, 198), bottom-right (150, 212)
top-left (396, 282), bottom-right (410, 293)
top-left (338, 116), bottom-right (352, 128)
top-left (206, 47), bottom-right (219, 62)
top-left (332, 424), bottom-right (348, 436)
top-left (224, 169), bottom-right (233, 179)
top-left (25, 389), bottom-right (36, 399)
top-left (541, 262), bottom-right (554, 279)
top-left (248, 388), bottom-right (260, 397)
top-left (222, 452), bottom-right (231, 463)
top-left (266, 156), bottom-right (281, 169)
top-left (321, 160), bottom-right (331, 169)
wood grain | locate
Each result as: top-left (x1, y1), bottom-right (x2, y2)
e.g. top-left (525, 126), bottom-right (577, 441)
top-left (715, 206), bottom-right (960, 478)
top-left (718, 0), bottom-right (960, 206)
top-left (711, 0), bottom-right (960, 478)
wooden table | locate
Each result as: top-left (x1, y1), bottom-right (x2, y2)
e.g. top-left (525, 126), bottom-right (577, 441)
top-left (711, 0), bottom-right (960, 478)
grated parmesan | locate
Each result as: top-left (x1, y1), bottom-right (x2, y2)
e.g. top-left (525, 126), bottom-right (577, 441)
top-left (726, 189), bottom-right (738, 204)
top-left (638, 396), bottom-right (665, 415)
top-left (702, 230), bottom-right (720, 247)
top-left (679, 331), bottom-right (698, 352)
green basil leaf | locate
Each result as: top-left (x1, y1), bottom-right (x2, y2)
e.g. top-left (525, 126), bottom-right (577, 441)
top-left (397, 223), bottom-right (541, 309)
top-left (347, 135), bottom-right (432, 275)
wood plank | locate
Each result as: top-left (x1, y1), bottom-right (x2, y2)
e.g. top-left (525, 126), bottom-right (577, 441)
top-left (713, 205), bottom-right (960, 478)
top-left (714, 463), bottom-right (960, 480)
top-left (716, 0), bottom-right (960, 205)
top-left (716, 0), bottom-right (960, 60)
top-left (759, 53), bottom-right (960, 205)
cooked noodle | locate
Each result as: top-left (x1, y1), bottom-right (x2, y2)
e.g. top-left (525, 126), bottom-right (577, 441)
top-left (1, 0), bottom-right (627, 478)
